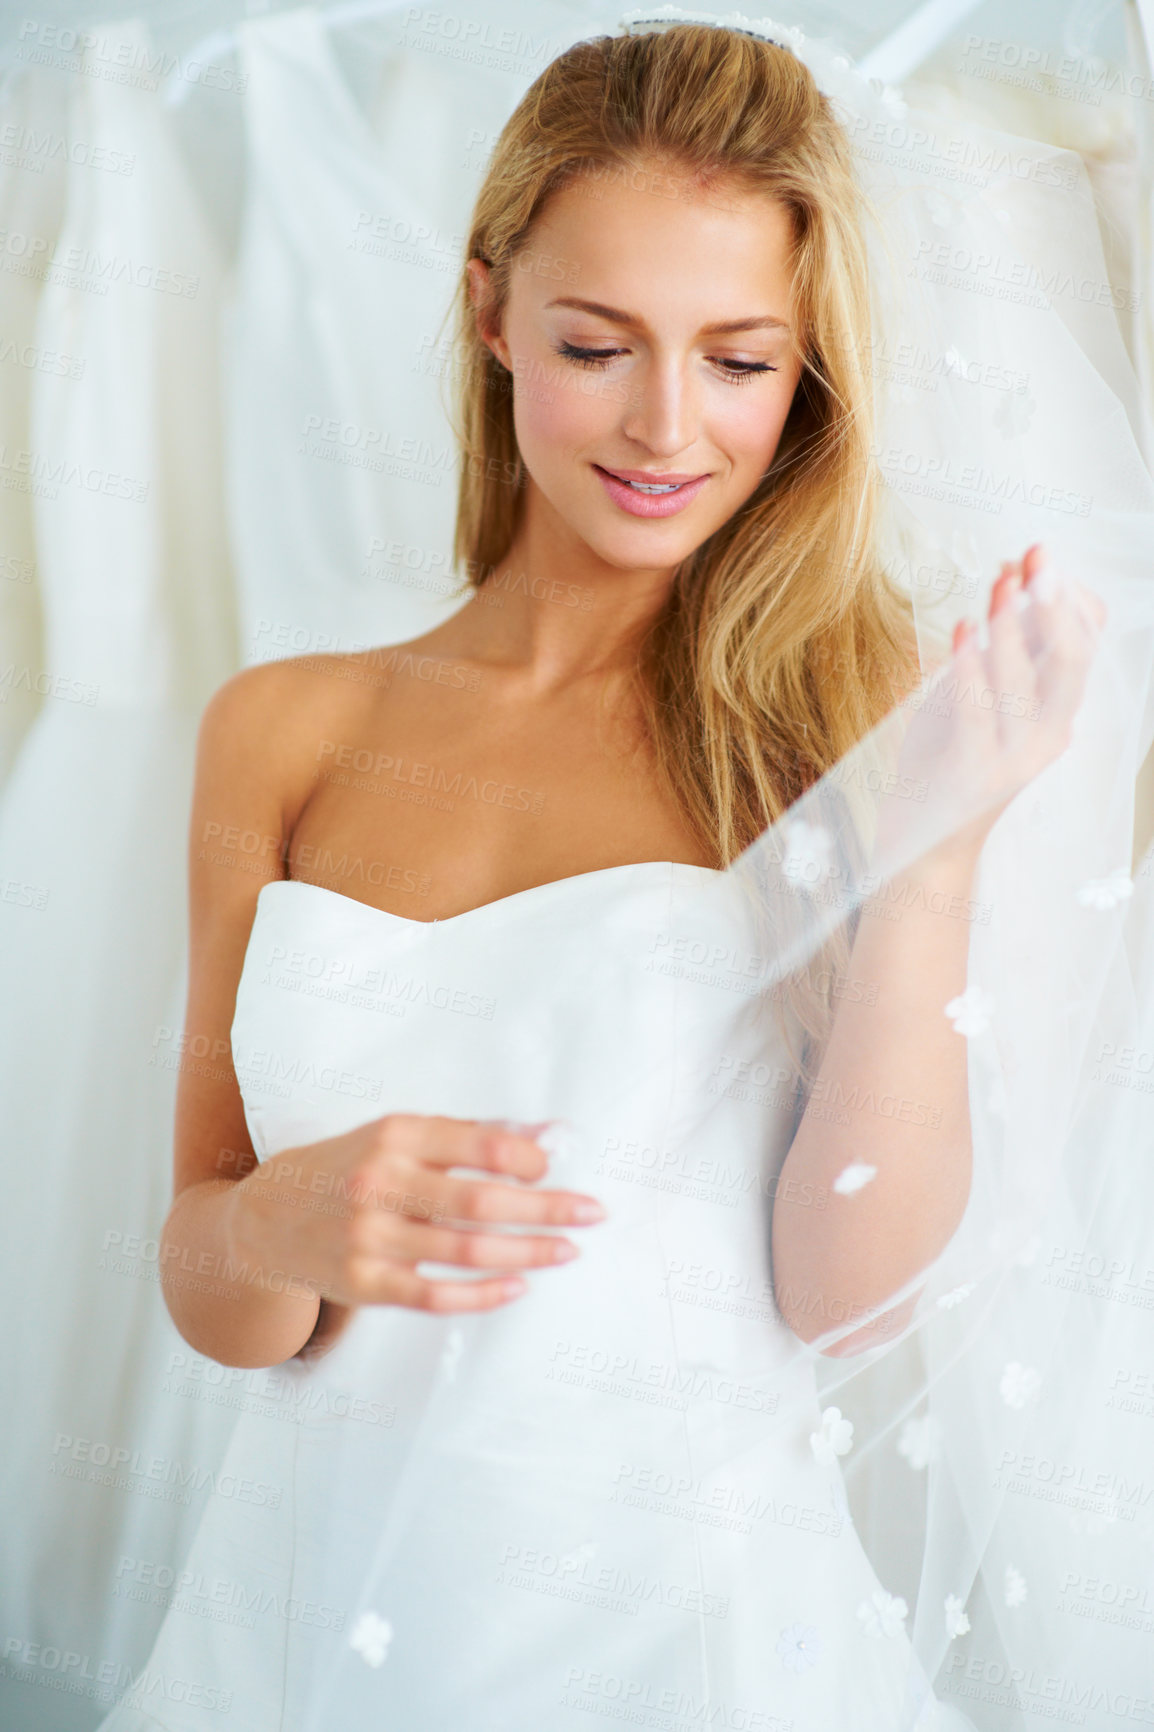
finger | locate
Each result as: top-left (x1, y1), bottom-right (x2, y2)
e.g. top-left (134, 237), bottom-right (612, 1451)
top-left (433, 1172), bottom-right (607, 1228)
top-left (352, 1260), bottom-right (529, 1312)
top-left (406, 1273), bottom-right (529, 1313)
top-left (1022, 547), bottom-right (1101, 666)
top-left (1078, 584), bottom-right (1107, 632)
top-left (988, 561), bottom-right (1024, 617)
top-left (354, 1113), bottom-right (557, 1189)
top-left (1021, 543), bottom-right (1046, 585)
top-left (937, 621), bottom-right (1006, 807)
top-left (1081, 580), bottom-right (1107, 631)
top-left (357, 1213), bottom-right (581, 1271)
top-left (1016, 545), bottom-right (1062, 662)
top-left (1019, 563), bottom-right (1098, 737)
top-left (984, 578), bottom-right (1039, 752)
top-left (946, 618), bottom-right (987, 699)
top-left (407, 1115), bottom-right (552, 1182)
top-left (1033, 590), bottom-right (1096, 728)
top-left (989, 573), bottom-right (1022, 616)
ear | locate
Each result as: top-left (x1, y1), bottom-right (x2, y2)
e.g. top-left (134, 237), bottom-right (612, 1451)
top-left (466, 258), bottom-right (512, 371)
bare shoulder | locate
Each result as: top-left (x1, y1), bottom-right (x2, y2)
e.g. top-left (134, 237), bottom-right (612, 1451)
top-left (198, 651), bottom-right (367, 757)
top-left (193, 625), bottom-right (477, 851)
top-left (195, 651), bottom-right (386, 829)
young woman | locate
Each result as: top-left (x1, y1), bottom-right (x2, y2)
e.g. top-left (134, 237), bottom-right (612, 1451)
top-left (100, 17), bottom-right (1101, 1731)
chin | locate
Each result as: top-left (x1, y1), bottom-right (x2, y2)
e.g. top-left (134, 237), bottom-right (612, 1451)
top-left (580, 520), bottom-right (705, 574)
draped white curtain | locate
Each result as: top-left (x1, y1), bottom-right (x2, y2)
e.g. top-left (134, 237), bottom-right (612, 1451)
top-left (0, 3), bottom-right (1148, 1726)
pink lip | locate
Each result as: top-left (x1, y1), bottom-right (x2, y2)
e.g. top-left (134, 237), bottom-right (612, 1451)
top-left (599, 465), bottom-right (705, 484)
top-left (593, 463), bottom-right (710, 519)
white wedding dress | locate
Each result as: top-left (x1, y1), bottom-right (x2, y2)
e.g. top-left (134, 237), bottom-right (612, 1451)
top-left (98, 865), bottom-right (964, 1732)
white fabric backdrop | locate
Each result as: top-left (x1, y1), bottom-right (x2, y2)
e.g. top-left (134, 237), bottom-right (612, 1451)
top-left (0, 3), bottom-right (1149, 1726)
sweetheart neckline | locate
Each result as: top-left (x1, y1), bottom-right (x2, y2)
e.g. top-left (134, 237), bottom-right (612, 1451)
top-left (259, 861), bottom-right (722, 931)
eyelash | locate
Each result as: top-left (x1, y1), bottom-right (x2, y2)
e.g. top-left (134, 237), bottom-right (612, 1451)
top-left (554, 340), bottom-right (777, 385)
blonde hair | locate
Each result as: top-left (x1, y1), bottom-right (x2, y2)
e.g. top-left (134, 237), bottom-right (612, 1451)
top-left (445, 24), bottom-right (921, 1057)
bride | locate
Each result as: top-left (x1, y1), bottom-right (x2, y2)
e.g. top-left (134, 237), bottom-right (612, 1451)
top-left (99, 15), bottom-right (1105, 1732)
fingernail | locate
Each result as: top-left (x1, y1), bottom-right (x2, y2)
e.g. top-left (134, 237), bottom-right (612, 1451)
top-left (552, 1240), bottom-right (580, 1262)
top-left (492, 1118), bottom-right (555, 1138)
top-left (573, 1199), bottom-right (607, 1223)
top-left (537, 1121), bottom-right (579, 1160)
top-left (990, 578), bottom-right (1018, 616)
top-left (502, 1277), bottom-right (527, 1299)
top-left (1011, 587), bottom-right (1032, 613)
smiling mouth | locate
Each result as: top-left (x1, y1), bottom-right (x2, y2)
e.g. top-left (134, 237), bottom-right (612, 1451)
top-left (594, 464), bottom-right (707, 494)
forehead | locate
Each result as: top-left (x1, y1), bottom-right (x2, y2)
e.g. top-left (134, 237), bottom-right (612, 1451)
top-left (520, 167), bottom-right (798, 317)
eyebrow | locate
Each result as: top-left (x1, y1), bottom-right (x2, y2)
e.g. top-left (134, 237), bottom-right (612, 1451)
top-left (544, 296), bottom-right (790, 336)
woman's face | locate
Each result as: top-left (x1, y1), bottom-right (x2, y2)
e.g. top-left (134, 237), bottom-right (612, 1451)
top-left (468, 163), bottom-right (806, 573)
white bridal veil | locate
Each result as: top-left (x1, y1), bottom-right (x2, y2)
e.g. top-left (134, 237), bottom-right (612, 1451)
top-left (668, 7), bottom-right (1154, 1722)
top-left (1, 1), bottom-right (1153, 1729)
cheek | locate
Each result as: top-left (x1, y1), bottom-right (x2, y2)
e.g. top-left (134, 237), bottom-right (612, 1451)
top-left (513, 362), bottom-right (625, 462)
top-left (723, 388), bottom-right (796, 466)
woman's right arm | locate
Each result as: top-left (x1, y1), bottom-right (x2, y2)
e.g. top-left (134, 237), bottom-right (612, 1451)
top-left (161, 662), bottom-right (606, 1370)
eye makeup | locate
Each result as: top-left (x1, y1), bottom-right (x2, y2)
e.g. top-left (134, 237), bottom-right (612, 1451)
top-left (553, 339), bottom-right (778, 385)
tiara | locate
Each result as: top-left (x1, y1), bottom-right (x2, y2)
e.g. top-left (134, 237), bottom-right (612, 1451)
top-left (614, 9), bottom-right (903, 122)
top-left (616, 6), bottom-right (801, 53)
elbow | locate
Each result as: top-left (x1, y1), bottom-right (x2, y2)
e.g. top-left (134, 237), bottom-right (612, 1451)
top-left (773, 1277), bottom-right (846, 1353)
top-left (160, 1286), bottom-right (311, 1370)
top-left (774, 1278), bottom-right (919, 1357)
top-left (775, 1305), bottom-right (872, 1357)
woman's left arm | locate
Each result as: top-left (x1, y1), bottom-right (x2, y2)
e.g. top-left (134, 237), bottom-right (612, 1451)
top-left (772, 545), bottom-right (1104, 1354)
top-left (771, 830), bottom-right (983, 1354)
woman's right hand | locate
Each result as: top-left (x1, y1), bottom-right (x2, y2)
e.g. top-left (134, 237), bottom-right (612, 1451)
top-left (223, 1113), bottom-right (606, 1313)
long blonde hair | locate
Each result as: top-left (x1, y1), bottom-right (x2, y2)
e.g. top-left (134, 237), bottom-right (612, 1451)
top-left (449, 23), bottom-right (918, 870)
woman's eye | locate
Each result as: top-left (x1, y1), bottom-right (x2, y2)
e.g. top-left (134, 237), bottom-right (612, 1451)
top-left (553, 341), bottom-right (776, 384)
top-left (555, 341), bottom-right (624, 370)
top-left (714, 358), bottom-right (778, 385)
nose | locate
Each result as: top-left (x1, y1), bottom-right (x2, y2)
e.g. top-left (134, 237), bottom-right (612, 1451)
top-left (620, 354), bottom-right (698, 457)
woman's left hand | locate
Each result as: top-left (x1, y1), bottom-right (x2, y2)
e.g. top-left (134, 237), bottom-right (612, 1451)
top-left (893, 542), bottom-right (1106, 864)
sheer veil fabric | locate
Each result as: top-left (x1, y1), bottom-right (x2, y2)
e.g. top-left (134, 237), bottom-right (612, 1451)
top-left (0, 2), bottom-right (1150, 1729)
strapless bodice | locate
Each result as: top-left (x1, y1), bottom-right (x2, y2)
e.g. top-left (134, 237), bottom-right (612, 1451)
top-left (233, 864), bottom-right (800, 1166)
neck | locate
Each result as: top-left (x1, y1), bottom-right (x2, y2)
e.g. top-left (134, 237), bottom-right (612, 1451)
top-left (440, 479), bottom-right (681, 690)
